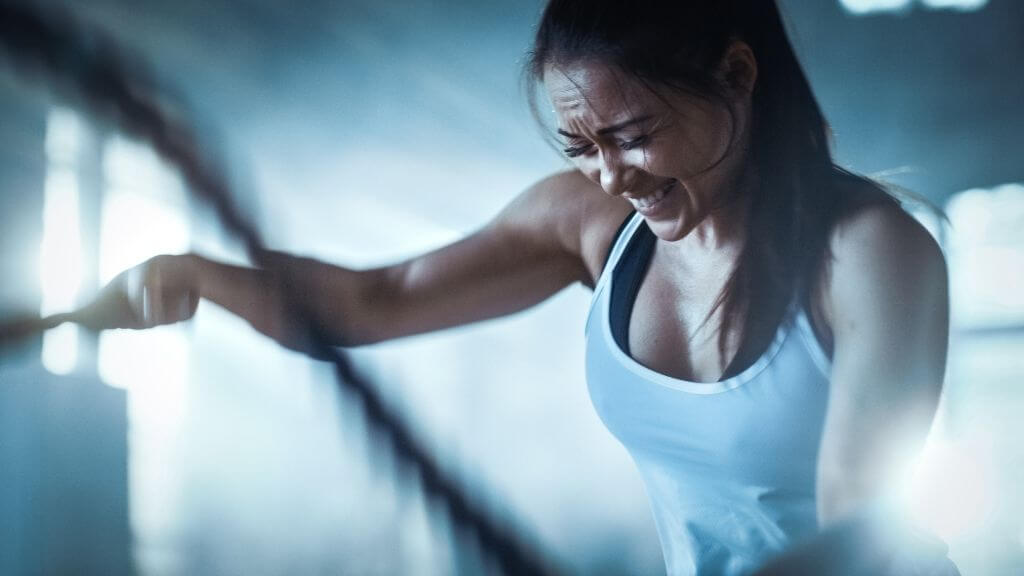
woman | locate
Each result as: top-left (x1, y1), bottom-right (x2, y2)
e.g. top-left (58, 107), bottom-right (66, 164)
top-left (76, 0), bottom-right (950, 574)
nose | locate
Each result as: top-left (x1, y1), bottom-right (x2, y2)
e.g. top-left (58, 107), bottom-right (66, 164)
top-left (597, 148), bottom-right (635, 197)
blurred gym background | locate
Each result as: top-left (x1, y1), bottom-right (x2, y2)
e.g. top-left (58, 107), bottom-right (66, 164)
top-left (0, 0), bottom-right (1021, 574)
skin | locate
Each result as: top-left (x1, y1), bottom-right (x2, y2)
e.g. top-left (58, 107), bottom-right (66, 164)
top-left (544, 47), bottom-right (761, 381)
top-left (69, 41), bottom-right (948, 529)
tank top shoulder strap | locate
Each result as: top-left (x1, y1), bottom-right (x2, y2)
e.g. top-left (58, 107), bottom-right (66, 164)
top-left (593, 211), bottom-right (645, 297)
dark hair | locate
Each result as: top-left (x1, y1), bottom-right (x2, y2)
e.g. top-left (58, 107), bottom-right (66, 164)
top-left (525, 0), bottom-right (895, 367)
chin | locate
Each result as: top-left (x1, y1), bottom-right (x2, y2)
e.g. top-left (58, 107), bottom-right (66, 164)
top-left (645, 217), bottom-right (691, 242)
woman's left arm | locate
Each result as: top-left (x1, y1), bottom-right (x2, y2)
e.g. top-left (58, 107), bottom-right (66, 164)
top-left (816, 203), bottom-right (950, 526)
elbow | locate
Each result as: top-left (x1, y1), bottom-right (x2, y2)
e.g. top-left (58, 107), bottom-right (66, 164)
top-left (312, 265), bottom-right (401, 348)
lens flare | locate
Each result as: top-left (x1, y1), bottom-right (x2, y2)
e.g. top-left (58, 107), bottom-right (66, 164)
top-left (899, 437), bottom-right (995, 542)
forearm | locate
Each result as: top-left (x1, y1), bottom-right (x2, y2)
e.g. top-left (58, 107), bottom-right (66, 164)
top-left (188, 179), bottom-right (594, 349)
top-left (192, 252), bottom-right (392, 349)
top-left (817, 456), bottom-right (891, 526)
top-left (816, 204), bottom-right (949, 527)
top-left (816, 376), bottom-right (942, 526)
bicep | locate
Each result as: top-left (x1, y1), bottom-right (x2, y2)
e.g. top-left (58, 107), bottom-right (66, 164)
top-left (375, 173), bottom-right (592, 340)
top-left (816, 205), bottom-right (950, 524)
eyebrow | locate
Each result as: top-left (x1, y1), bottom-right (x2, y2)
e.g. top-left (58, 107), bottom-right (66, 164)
top-left (557, 115), bottom-right (653, 139)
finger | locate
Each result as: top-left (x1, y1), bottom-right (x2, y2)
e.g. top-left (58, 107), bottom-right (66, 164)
top-left (149, 266), bottom-right (165, 326)
top-left (175, 292), bottom-right (192, 322)
top-left (124, 266), bottom-right (146, 325)
top-left (142, 284), bottom-right (151, 326)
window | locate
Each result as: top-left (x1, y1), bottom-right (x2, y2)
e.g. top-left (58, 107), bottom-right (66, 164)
top-left (839, 0), bottom-right (988, 15)
top-left (40, 108), bottom-right (85, 375)
top-left (946, 183), bottom-right (1024, 329)
top-left (40, 108), bottom-right (193, 573)
top-left (900, 183), bottom-right (1024, 569)
top-left (97, 135), bottom-right (190, 399)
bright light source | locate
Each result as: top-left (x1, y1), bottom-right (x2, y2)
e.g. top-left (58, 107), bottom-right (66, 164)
top-left (102, 135), bottom-right (188, 209)
top-left (98, 135), bottom-right (193, 576)
top-left (100, 326), bottom-right (189, 415)
top-left (42, 324), bottom-right (78, 375)
top-left (946, 183), bottom-right (1024, 328)
top-left (39, 168), bottom-right (82, 313)
top-left (920, 0), bottom-right (988, 10)
top-left (899, 437), bottom-right (994, 542)
top-left (40, 108), bottom-right (84, 375)
top-left (97, 190), bottom-right (189, 284)
top-left (44, 107), bottom-right (83, 165)
top-left (839, 0), bottom-right (988, 14)
top-left (839, 0), bottom-right (913, 15)
top-left (97, 135), bottom-right (190, 394)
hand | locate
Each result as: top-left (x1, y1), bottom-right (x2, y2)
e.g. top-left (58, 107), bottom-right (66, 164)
top-left (752, 510), bottom-right (958, 576)
top-left (72, 254), bottom-right (201, 331)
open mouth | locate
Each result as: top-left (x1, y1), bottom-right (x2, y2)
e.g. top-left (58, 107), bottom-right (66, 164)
top-left (631, 180), bottom-right (676, 212)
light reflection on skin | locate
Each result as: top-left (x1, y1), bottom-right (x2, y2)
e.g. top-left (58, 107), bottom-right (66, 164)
top-left (897, 434), bottom-right (995, 542)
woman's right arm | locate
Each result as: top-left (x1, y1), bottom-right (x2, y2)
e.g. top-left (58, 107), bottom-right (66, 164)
top-left (76, 170), bottom-right (629, 349)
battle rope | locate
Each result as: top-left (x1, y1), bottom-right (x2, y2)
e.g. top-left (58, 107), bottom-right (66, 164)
top-left (0, 2), bottom-right (559, 574)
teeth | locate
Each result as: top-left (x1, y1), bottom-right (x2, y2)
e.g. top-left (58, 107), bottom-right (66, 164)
top-left (632, 181), bottom-right (673, 209)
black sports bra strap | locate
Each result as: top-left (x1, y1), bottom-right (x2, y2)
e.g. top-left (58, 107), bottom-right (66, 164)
top-left (601, 211), bottom-right (637, 272)
top-left (609, 219), bottom-right (656, 355)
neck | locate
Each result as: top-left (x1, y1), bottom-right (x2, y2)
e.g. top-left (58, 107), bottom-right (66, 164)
top-left (683, 162), bottom-right (756, 253)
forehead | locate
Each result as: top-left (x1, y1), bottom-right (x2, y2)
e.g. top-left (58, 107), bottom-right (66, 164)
top-left (544, 62), bottom-right (660, 128)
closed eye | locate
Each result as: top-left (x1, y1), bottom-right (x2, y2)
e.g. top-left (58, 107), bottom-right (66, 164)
top-left (563, 143), bottom-right (595, 158)
top-left (563, 135), bottom-right (648, 158)
top-left (619, 135), bottom-right (648, 150)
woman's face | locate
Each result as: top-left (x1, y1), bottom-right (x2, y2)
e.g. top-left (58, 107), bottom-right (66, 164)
top-left (544, 59), bottom-right (753, 242)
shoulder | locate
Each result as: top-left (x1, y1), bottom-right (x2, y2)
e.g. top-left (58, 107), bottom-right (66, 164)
top-left (828, 195), bottom-right (946, 287)
top-left (822, 189), bottom-right (948, 339)
top-left (498, 169), bottom-right (632, 288)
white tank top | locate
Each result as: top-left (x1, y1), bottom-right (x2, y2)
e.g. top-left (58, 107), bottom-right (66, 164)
top-left (585, 213), bottom-right (833, 576)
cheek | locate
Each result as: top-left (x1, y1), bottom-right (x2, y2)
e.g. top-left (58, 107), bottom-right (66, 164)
top-left (693, 109), bottom-right (737, 165)
top-left (656, 103), bottom-right (737, 176)
top-left (658, 126), bottom-right (731, 179)
top-left (570, 155), bottom-right (603, 186)
top-left (639, 137), bottom-right (692, 179)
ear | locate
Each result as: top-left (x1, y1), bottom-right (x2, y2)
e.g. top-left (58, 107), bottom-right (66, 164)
top-left (717, 40), bottom-right (758, 97)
